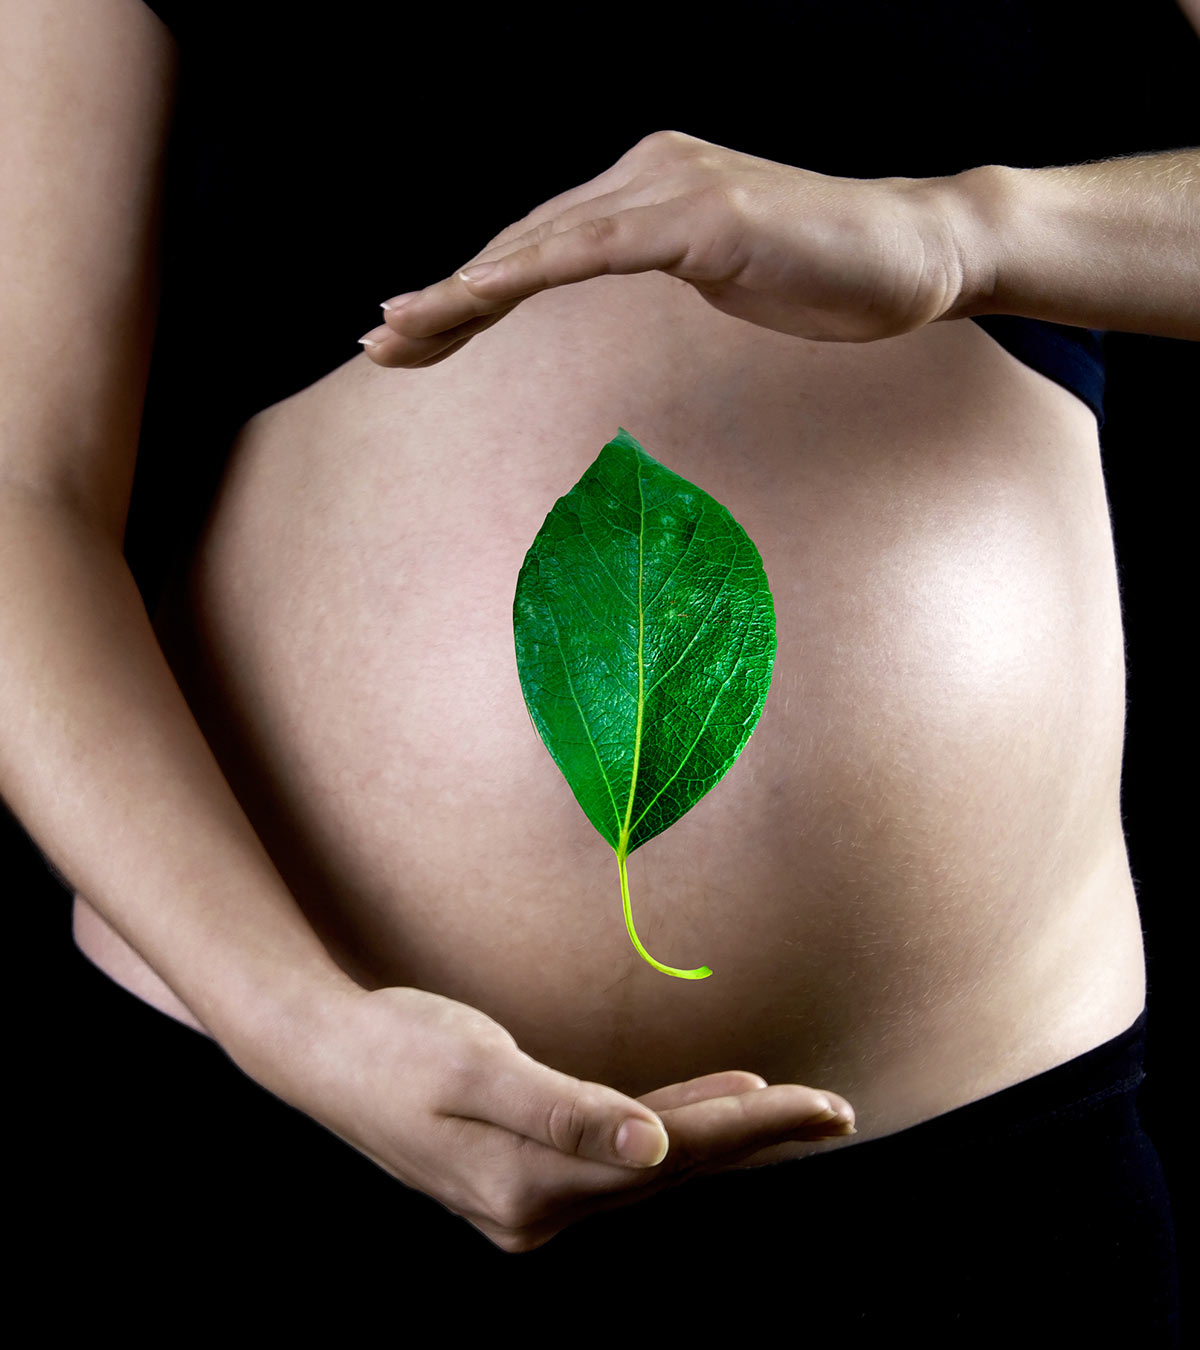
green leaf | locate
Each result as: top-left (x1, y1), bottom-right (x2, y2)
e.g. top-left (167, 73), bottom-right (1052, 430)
top-left (513, 428), bottom-right (777, 979)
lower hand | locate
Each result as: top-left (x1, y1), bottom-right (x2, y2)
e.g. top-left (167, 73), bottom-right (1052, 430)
top-left (358, 129), bottom-right (982, 367)
top-left (253, 983), bottom-right (855, 1253)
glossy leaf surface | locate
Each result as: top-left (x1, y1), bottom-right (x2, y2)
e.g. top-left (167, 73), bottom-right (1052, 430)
top-left (513, 428), bottom-right (777, 978)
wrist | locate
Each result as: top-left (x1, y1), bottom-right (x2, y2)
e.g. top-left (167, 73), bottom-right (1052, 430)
top-left (204, 943), bottom-right (367, 1087)
top-left (928, 162), bottom-right (1012, 324)
top-left (933, 153), bottom-right (1200, 338)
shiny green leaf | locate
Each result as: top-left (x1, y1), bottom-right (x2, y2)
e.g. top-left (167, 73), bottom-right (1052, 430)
top-left (513, 428), bottom-right (777, 979)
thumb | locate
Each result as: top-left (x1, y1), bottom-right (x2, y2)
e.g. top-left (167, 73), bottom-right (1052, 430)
top-left (466, 1048), bottom-right (670, 1169)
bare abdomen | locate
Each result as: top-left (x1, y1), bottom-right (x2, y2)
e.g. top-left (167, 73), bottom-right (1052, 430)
top-left (75, 273), bottom-right (1145, 1160)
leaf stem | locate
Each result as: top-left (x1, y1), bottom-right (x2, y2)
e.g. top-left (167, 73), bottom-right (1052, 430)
top-left (617, 843), bottom-right (712, 980)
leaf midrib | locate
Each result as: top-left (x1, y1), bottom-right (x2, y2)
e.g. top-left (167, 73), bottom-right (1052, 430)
top-left (618, 459), bottom-right (646, 856)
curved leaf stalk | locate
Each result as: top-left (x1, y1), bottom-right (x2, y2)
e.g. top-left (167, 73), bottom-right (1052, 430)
top-left (617, 836), bottom-right (712, 980)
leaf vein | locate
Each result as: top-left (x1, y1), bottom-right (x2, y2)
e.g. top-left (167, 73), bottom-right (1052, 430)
top-left (542, 575), bottom-right (624, 835)
top-left (645, 542), bottom-right (742, 698)
top-left (629, 624), bottom-right (753, 840)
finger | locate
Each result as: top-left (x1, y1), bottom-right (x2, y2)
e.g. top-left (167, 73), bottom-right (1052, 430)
top-left (638, 1070), bottom-right (768, 1112)
top-left (657, 1084), bottom-right (856, 1173)
top-left (374, 273), bottom-right (523, 349)
top-left (374, 176), bottom-right (638, 340)
top-left (470, 1080), bottom-right (856, 1249)
top-left (359, 307), bottom-right (511, 368)
top-left (456, 202), bottom-right (690, 303)
top-left (451, 1050), bottom-right (671, 1169)
top-left (456, 184), bottom-right (638, 274)
top-left (378, 199), bottom-right (688, 349)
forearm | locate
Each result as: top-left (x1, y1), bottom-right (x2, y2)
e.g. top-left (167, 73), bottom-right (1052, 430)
top-left (944, 148), bottom-right (1200, 339)
top-left (0, 488), bottom-right (359, 1068)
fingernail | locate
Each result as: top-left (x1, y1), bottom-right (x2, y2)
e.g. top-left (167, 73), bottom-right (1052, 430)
top-left (810, 1102), bottom-right (855, 1127)
top-left (459, 262), bottom-right (497, 284)
top-left (357, 325), bottom-right (390, 348)
top-left (810, 1109), bottom-right (857, 1139)
top-left (381, 293), bottom-right (418, 312)
top-left (816, 1120), bottom-right (857, 1136)
top-left (616, 1117), bottom-right (668, 1167)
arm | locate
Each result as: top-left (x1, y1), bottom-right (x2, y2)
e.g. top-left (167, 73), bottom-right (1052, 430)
top-left (2, 0), bottom-right (852, 1253)
top-left (945, 149), bottom-right (1200, 340)
top-left (0, 0), bottom-right (356, 1060)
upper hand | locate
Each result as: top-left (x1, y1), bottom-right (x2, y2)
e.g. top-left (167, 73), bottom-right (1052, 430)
top-left (253, 983), bottom-right (855, 1254)
top-left (358, 129), bottom-right (981, 367)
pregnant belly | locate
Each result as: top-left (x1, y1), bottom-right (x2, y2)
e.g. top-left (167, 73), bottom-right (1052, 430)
top-left (75, 274), bottom-right (1145, 1157)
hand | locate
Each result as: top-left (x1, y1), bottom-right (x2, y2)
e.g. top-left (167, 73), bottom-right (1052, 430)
top-left (251, 983), bottom-right (855, 1254)
top-left (358, 129), bottom-right (981, 367)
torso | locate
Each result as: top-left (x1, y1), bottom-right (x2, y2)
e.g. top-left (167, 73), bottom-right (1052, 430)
top-left (74, 273), bottom-right (1146, 1167)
